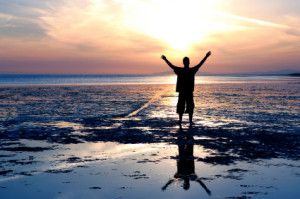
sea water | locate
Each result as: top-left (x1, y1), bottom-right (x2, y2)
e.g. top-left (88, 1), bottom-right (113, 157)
top-left (0, 74), bottom-right (299, 199)
top-left (0, 74), bottom-right (299, 85)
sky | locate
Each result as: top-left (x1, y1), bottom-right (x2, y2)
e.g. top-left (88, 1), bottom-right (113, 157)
top-left (0, 0), bottom-right (300, 74)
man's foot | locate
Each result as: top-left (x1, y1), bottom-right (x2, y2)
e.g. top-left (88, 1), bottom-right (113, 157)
top-left (179, 114), bottom-right (183, 128)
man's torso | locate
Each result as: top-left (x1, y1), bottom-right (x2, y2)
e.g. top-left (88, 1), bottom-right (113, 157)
top-left (174, 67), bottom-right (197, 92)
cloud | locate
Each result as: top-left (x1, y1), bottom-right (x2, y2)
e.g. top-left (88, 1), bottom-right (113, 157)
top-left (213, 11), bottom-right (287, 28)
top-left (0, 0), bottom-right (168, 74)
top-left (0, 2), bottom-right (52, 40)
top-left (280, 15), bottom-right (300, 37)
top-left (187, 11), bottom-right (300, 74)
top-left (0, 0), bottom-right (300, 74)
top-left (37, 0), bottom-right (165, 58)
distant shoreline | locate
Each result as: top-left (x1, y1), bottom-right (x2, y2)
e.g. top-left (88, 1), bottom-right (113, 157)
top-left (289, 73), bottom-right (300, 76)
top-left (0, 73), bottom-right (299, 76)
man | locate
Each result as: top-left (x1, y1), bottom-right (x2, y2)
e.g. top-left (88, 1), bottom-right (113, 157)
top-left (161, 51), bottom-right (211, 126)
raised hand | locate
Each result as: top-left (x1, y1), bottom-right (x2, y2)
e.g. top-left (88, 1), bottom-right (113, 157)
top-left (161, 55), bottom-right (166, 60)
top-left (206, 51), bottom-right (211, 57)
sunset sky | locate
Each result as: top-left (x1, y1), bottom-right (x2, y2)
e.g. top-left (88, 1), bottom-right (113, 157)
top-left (0, 0), bottom-right (300, 74)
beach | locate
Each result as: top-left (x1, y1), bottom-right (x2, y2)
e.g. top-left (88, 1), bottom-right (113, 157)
top-left (0, 78), bottom-right (300, 199)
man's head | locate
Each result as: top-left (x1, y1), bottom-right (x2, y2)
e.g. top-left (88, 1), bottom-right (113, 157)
top-left (183, 178), bottom-right (190, 190)
top-left (183, 57), bottom-right (190, 68)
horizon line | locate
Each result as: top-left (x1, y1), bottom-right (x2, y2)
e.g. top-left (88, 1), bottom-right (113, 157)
top-left (0, 72), bottom-right (299, 76)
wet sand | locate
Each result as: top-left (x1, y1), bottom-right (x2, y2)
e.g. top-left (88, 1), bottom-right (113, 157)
top-left (0, 83), bottom-right (299, 199)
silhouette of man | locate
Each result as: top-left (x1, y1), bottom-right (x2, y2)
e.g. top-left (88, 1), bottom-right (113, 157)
top-left (161, 52), bottom-right (211, 126)
top-left (162, 134), bottom-right (211, 194)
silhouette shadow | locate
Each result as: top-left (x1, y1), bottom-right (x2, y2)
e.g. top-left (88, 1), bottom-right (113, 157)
top-left (162, 129), bottom-right (211, 194)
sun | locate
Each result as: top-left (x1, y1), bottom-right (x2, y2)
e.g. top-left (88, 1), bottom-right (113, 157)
top-left (115, 0), bottom-right (233, 51)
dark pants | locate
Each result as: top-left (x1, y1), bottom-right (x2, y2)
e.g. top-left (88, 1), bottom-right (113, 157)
top-left (177, 92), bottom-right (194, 114)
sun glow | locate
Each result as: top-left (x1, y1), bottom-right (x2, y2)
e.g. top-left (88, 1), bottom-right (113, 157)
top-left (40, 0), bottom-right (288, 55)
top-left (111, 0), bottom-right (234, 51)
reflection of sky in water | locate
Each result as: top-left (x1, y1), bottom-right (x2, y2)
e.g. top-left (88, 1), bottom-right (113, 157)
top-left (0, 140), bottom-right (174, 182)
top-left (0, 81), bottom-right (299, 198)
top-left (0, 139), bottom-right (299, 199)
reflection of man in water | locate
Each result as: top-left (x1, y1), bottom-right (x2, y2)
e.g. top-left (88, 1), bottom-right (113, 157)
top-left (162, 134), bottom-right (211, 194)
top-left (161, 52), bottom-right (211, 126)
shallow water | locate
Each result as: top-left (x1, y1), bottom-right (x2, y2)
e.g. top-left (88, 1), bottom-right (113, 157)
top-left (0, 139), bottom-right (299, 199)
top-left (0, 81), bottom-right (299, 199)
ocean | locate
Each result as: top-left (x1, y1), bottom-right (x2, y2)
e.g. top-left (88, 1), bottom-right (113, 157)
top-left (0, 74), bottom-right (299, 85)
top-left (0, 74), bottom-right (299, 199)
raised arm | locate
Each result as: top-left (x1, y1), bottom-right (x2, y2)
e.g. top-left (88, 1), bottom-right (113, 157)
top-left (161, 178), bottom-right (174, 191)
top-left (195, 178), bottom-right (211, 195)
top-left (193, 51), bottom-right (211, 71)
top-left (161, 55), bottom-right (177, 70)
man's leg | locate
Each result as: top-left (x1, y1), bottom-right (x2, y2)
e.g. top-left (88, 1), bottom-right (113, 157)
top-left (179, 113), bottom-right (183, 127)
top-left (189, 112), bottom-right (193, 125)
top-left (185, 92), bottom-right (194, 125)
top-left (177, 92), bottom-right (185, 126)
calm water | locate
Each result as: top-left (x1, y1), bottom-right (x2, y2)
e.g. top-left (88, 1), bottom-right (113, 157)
top-left (0, 74), bottom-right (299, 85)
top-left (0, 75), bottom-right (299, 199)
